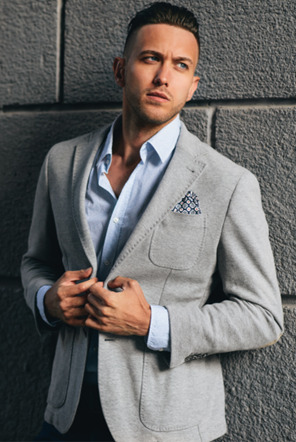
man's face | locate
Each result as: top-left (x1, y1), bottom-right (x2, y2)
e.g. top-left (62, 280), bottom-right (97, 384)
top-left (114, 24), bottom-right (199, 129)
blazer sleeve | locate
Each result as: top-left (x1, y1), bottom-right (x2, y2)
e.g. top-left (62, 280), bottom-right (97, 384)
top-left (21, 153), bottom-right (64, 333)
top-left (167, 171), bottom-right (284, 368)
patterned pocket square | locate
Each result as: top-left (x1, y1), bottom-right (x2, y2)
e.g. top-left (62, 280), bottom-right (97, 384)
top-left (172, 191), bottom-right (202, 214)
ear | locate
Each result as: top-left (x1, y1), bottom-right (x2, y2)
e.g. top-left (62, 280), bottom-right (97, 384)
top-left (113, 57), bottom-right (126, 87)
top-left (186, 76), bottom-right (200, 102)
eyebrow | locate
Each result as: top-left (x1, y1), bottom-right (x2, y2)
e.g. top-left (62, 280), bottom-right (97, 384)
top-left (138, 50), bottom-right (194, 66)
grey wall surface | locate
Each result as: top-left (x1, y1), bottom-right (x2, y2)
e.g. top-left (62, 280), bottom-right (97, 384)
top-left (0, 0), bottom-right (295, 441)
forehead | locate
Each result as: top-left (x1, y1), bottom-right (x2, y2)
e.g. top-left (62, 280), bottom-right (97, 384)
top-left (126, 23), bottom-right (199, 62)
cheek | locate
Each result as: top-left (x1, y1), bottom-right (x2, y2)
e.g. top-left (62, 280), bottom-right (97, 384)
top-left (130, 64), bottom-right (158, 88)
top-left (125, 75), bottom-right (143, 97)
top-left (172, 81), bottom-right (192, 103)
top-left (128, 65), bottom-right (147, 82)
top-left (180, 79), bottom-right (196, 102)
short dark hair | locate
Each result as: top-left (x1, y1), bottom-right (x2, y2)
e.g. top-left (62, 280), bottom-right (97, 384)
top-left (124, 2), bottom-right (200, 54)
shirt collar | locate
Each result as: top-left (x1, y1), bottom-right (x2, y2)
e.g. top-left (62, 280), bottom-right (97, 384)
top-left (143, 115), bottom-right (181, 163)
top-left (98, 114), bottom-right (181, 170)
top-left (97, 120), bottom-right (115, 172)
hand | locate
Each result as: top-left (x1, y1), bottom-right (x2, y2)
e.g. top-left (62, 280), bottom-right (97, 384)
top-left (44, 268), bottom-right (98, 327)
top-left (85, 276), bottom-right (151, 336)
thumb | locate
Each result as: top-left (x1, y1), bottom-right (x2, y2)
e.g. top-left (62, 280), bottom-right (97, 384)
top-left (63, 267), bottom-right (93, 283)
top-left (77, 267), bottom-right (93, 281)
top-left (107, 276), bottom-right (128, 291)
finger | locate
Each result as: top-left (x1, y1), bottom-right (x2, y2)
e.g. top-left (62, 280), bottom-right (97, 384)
top-left (67, 317), bottom-right (87, 327)
top-left (61, 294), bottom-right (88, 309)
top-left (58, 285), bottom-right (86, 298)
top-left (67, 307), bottom-right (88, 318)
top-left (62, 306), bottom-right (88, 322)
top-left (85, 295), bottom-right (108, 315)
top-left (89, 281), bottom-right (104, 291)
top-left (85, 316), bottom-right (103, 330)
top-left (59, 278), bottom-right (98, 297)
top-left (75, 277), bottom-right (99, 292)
top-left (89, 282), bottom-right (109, 300)
top-left (85, 301), bottom-right (103, 318)
top-left (107, 276), bottom-right (130, 290)
top-left (61, 267), bottom-right (93, 283)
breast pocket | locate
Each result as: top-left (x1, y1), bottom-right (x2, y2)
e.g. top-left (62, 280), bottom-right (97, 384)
top-left (149, 212), bottom-right (206, 270)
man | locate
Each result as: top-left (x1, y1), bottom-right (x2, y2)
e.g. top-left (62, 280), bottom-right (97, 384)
top-left (21, 3), bottom-right (283, 441)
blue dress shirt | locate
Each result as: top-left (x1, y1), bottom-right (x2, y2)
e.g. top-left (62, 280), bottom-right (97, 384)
top-left (37, 115), bottom-right (181, 353)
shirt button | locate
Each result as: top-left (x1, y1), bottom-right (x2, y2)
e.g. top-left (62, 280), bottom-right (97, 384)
top-left (113, 217), bottom-right (119, 224)
top-left (104, 260), bottom-right (110, 266)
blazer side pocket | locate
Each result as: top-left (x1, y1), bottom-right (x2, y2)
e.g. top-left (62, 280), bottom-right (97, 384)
top-left (140, 350), bottom-right (222, 433)
top-left (46, 326), bottom-right (75, 408)
top-left (149, 212), bottom-right (206, 270)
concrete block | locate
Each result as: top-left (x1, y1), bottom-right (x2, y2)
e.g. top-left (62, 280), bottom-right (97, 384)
top-left (196, 0), bottom-right (296, 100)
top-left (0, 1), bottom-right (58, 106)
top-left (63, 0), bottom-right (142, 103)
top-left (63, 0), bottom-right (296, 103)
top-left (215, 107), bottom-right (295, 295)
top-left (0, 110), bottom-right (119, 276)
top-left (180, 107), bottom-right (209, 143)
top-left (219, 307), bottom-right (296, 442)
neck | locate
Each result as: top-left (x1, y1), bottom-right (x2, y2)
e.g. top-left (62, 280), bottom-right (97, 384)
top-left (113, 111), bottom-right (177, 165)
top-left (112, 117), bottom-right (142, 166)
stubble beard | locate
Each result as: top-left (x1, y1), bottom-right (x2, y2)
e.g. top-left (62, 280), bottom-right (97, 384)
top-left (125, 89), bottom-right (183, 129)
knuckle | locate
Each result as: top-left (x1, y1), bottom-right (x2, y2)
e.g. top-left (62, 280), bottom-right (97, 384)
top-left (57, 287), bottom-right (66, 299)
top-left (78, 297), bottom-right (86, 306)
top-left (104, 298), bottom-right (113, 309)
top-left (57, 294), bottom-right (64, 304)
top-left (129, 279), bottom-right (137, 288)
top-left (100, 306), bottom-right (108, 316)
top-left (63, 312), bottom-right (70, 321)
top-left (63, 311), bottom-right (71, 320)
top-left (60, 299), bottom-right (69, 311)
top-left (76, 283), bottom-right (86, 294)
top-left (100, 317), bottom-right (108, 327)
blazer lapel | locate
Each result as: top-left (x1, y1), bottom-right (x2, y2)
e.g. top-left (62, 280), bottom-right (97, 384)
top-left (113, 122), bottom-right (207, 269)
top-left (71, 125), bottom-right (110, 274)
top-left (69, 121), bottom-right (207, 276)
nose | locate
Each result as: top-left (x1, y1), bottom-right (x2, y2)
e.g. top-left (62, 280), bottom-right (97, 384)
top-left (153, 64), bottom-right (169, 87)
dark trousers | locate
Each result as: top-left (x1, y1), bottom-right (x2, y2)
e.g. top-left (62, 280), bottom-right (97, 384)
top-left (35, 381), bottom-right (114, 442)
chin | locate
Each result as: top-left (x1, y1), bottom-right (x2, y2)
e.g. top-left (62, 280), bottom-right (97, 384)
top-left (138, 109), bottom-right (178, 127)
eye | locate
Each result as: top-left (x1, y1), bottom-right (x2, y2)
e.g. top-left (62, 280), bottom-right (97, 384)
top-left (177, 62), bottom-right (188, 70)
top-left (143, 55), bottom-right (159, 63)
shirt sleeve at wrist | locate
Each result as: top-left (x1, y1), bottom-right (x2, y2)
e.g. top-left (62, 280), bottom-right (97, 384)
top-left (146, 305), bottom-right (171, 352)
top-left (36, 285), bottom-right (59, 327)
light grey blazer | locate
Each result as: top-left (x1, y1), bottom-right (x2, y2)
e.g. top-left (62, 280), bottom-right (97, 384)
top-left (21, 121), bottom-right (283, 442)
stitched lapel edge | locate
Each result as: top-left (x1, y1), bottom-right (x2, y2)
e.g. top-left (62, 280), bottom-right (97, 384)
top-left (71, 125), bottom-right (110, 273)
top-left (111, 123), bottom-right (207, 271)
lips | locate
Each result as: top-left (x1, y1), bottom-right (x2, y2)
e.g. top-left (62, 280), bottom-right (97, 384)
top-left (146, 90), bottom-right (170, 101)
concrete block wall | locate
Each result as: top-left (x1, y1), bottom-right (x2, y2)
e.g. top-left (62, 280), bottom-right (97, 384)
top-left (0, 0), bottom-right (295, 440)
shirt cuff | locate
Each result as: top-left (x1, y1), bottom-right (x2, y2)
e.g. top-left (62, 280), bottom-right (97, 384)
top-left (36, 285), bottom-right (59, 327)
top-left (147, 305), bottom-right (171, 352)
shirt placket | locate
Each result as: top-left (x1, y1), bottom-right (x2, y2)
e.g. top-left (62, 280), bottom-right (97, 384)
top-left (99, 160), bottom-right (144, 278)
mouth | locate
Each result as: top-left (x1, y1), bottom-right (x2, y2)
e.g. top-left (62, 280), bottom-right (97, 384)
top-left (146, 90), bottom-right (170, 102)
